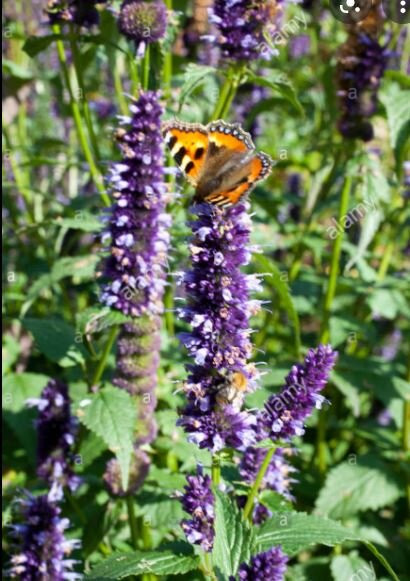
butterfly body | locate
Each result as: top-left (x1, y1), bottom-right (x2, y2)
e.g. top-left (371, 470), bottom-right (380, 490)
top-left (163, 120), bottom-right (272, 207)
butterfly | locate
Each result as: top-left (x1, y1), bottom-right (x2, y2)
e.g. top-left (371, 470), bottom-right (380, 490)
top-left (162, 119), bottom-right (273, 208)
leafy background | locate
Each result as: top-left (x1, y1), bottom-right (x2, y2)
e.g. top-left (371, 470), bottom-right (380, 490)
top-left (2, 1), bottom-right (409, 580)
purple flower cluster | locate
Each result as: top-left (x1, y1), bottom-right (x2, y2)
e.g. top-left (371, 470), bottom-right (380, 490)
top-left (118, 0), bottom-right (167, 52)
top-left (177, 202), bottom-right (262, 452)
top-left (211, 0), bottom-right (281, 61)
top-left (337, 7), bottom-right (388, 141)
top-left (27, 379), bottom-right (79, 501)
top-left (231, 546), bottom-right (288, 581)
top-left (100, 91), bottom-right (170, 317)
top-left (9, 493), bottom-right (80, 580)
top-left (258, 345), bottom-right (337, 441)
top-left (101, 91), bottom-right (170, 490)
top-left (46, 0), bottom-right (107, 27)
top-left (180, 466), bottom-right (215, 552)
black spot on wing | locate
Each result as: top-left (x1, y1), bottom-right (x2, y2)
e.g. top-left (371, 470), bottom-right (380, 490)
top-left (194, 147), bottom-right (205, 160)
top-left (174, 146), bottom-right (187, 166)
top-left (168, 135), bottom-right (177, 149)
top-left (185, 161), bottom-right (195, 174)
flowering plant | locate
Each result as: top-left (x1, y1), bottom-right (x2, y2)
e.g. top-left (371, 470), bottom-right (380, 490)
top-left (3, 1), bottom-right (408, 580)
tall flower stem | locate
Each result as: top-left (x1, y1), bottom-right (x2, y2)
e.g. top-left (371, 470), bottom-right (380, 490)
top-left (211, 65), bottom-right (245, 121)
top-left (142, 44), bottom-right (151, 90)
top-left (163, 0), bottom-right (173, 98)
top-left (404, 359), bottom-right (410, 509)
top-left (126, 497), bottom-right (139, 550)
top-left (320, 175), bottom-right (353, 344)
top-left (2, 120), bottom-right (34, 223)
top-left (202, 553), bottom-right (217, 581)
top-left (68, 25), bottom-right (101, 160)
top-left (243, 447), bottom-right (275, 522)
top-left (91, 325), bottom-right (119, 387)
top-left (128, 52), bottom-right (140, 94)
top-left (211, 454), bottom-right (221, 486)
top-left (316, 174), bottom-right (352, 474)
top-left (52, 24), bottom-right (109, 206)
top-left (112, 60), bottom-right (129, 116)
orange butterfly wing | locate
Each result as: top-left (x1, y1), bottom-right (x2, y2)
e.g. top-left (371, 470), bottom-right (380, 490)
top-left (162, 121), bottom-right (209, 185)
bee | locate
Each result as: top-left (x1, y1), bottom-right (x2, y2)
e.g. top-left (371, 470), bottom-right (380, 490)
top-left (214, 371), bottom-right (248, 411)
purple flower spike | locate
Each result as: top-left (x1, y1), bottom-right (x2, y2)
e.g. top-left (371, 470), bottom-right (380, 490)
top-left (231, 546), bottom-right (288, 581)
top-left (100, 91), bottom-right (170, 318)
top-left (180, 466), bottom-right (215, 552)
top-left (258, 345), bottom-right (337, 442)
top-left (8, 493), bottom-right (80, 580)
top-left (212, 0), bottom-right (282, 61)
top-left (177, 202), bottom-right (262, 451)
top-left (337, 7), bottom-right (388, 141)
top-left (27, 379), bottom-right (79, 500)
top-left (119, 0), bottom-right (167, 51)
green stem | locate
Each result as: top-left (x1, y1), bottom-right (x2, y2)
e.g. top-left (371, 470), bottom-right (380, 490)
top-left (404, 359), bottom-right (410, 509)
top-left (91, 325), bottom-right (118, 387)
top-left (128, 51), bottom-right (140, 95)
top-left (377, 239), bottom-right (394, 281)
top-left (316, 174), bottom-right (352, 474)
top-left (163, 0), bottom-right (173, 98)
top-left (363, 541), bottom-right (400, 581)
top-left (142, 44), bottom-right (151, 91)
top-left (211, 454), bottom-right (221, 486)
top-left (52, 24), bottom-right (110, 206)
top-left (126, 497), bottom-right (139, 550)
top-left (68, 25), bottom-right (101, 160)
top-left (2, 120), bottom-right (34, 222)
top-left (112, 56), bottom-right (129, 116)
top-left (211, 74), bottom-right (235, 120)
top-left (243, 447), bottom-right (275, 522)
top-left (202, 552), bottom-right (217, 581)
top-left (319, 175), bottom-right (353, 344)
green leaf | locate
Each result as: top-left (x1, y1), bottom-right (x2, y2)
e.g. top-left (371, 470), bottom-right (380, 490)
top-left (3, 372), bottom-right (49, 412)
top-left (25, 255), bottom-right (100, 310)
top-left (178, 63), bottom-right (217, 109)
top-left (212, 489), bottom-right (254, 578)
top-left (75, 386), bottom-right (137, 490)
top-left (21, 318), bottom-right (84, 366)
top-left (3, 58), bottom-right (34, 80)
top-left (23, 34), bottom-right (60, 57)
top-left (54, 215), bottom-right (103, 232)
top-left (381, 87), bottom-right (410, 174)
top-left (76, 307), bottom-right (134, 337)
top-left (345, 154), bottom-right (390, 273)
top-left (255, 512), bottom-right (362, 555)
top-left (331, 371), bottom-right (361, 417)
top-left (367, 288), bottom-right (402, 320)
top-left (248, 71), bottom-right (304, 115)
top-left (315, 456), bottom-right (404, 519)
top-left (384, 70), bottom-right (410, 89)
top-left (331, 553), bottom-right (374, 581)
top-left (135, 490), bottom-right (184, 529)
top-left (254, 254), bottom-right (301, 357)
top-left (86, 550), bottom-right (200, 579)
